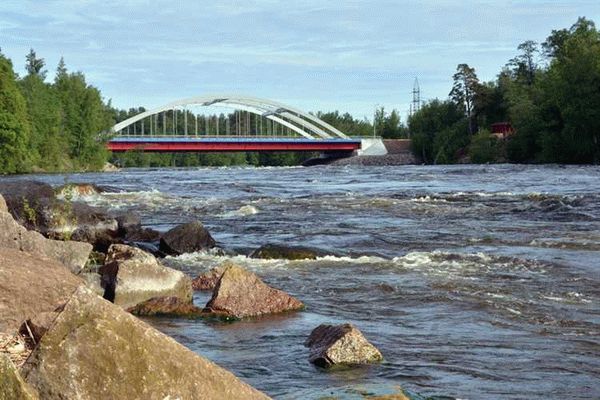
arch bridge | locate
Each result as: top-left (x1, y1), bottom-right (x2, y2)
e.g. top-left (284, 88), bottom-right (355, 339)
top-left (107, 95), bottom-right (362, 153)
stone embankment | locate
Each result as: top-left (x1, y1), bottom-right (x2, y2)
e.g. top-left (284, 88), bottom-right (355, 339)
top-left (0, 191), bottom-right (270, 399)
top-left (0, 181), bottom-right (389, 399)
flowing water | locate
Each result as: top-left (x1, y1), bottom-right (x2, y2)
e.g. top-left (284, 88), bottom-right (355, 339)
top-left (10, 164), bottom-right (600, 399)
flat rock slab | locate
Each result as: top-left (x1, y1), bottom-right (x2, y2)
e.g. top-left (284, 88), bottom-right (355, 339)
top-left (0, 248), bottom-right (82, 334)
top-left (0, 354), bottom-right (38, 400)
top-left (159, 221), bottom-right (216, 255)
top-left (205, 264), bottom-right (304, 319)
top-left (103, 244), bottom-right (193, 309)
top-left (21, 286), bottom-right (270, 400)
top-left (305, 323), bottom-right (383, 368)
top-left (127, 296), bottom-right (204, 318)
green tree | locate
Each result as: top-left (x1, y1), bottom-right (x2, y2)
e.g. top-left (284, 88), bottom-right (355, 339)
top-left (25, 48), bottom-right (47, 80)
top-left (0, 54), bottom-right (33, 173)
top-left (449, 63), bottom-right (480, 135)
top-left (469, 130), bottom-right (499, 163)
top-left (409, 99), bottom-right (465, 164)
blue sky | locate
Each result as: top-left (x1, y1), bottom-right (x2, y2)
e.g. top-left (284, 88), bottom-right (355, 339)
top-left (1, 0), bottom-right (599, 120)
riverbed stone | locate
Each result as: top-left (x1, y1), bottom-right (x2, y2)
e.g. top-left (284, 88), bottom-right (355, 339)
top-left (250, 243), bottom-right (327, 260)
top-left (21, 286), bottom-right (270, 400)
top-left (0, 248), bottom-right (82, 334)
top-left (0, 210), bottom-right (92, 273)
top-left (103, 244), bottom-right (193, 309)
top-left (127, 296), bottom-right (205, 317)
top-left (305, 323), bottom-right (383, 368)
top-left (192, 265), bottom-right (227, 291)
top-left (159, 221), bottom-right (216, 255)
top-left (18, 311), bottom-right (61, 345)
top-left (204, 264), bottom-right (304, 318)
top-left (0, 354), bottom-right (39, 400)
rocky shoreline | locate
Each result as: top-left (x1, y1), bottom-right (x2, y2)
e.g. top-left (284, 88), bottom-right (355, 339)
top-left (0, 181), bottom-right (403, 400)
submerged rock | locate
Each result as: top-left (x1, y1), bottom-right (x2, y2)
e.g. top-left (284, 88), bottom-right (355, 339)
top-left (159, 221), bottom-right (216, 255)
top-left (0, 206), bottom-right (92, 273)
top-left (102, 244), bottom-right (193, 309)
top-left (127, 296), bottom-right (204, 317)
top-left (204, 264), bottom-right (304, 319)
top-left (305, 323), bottom-right (383, 368)
top-left (0, 248), bottom-right (82, 334)
top-left (250, 243), bottom-right (327, 260)
top-left (192, 265), bottom-right (227, 291)
top-left (0, 354), bottom-right (39, 400)
top-left (21, 286), bottom-right (270, 400)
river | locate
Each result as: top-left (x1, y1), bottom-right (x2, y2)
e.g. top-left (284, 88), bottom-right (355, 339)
top-left (11, 164), bottom-right (600, 399)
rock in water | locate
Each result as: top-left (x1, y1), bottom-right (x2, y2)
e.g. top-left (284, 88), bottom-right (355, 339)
top-left (0, 248), bottom-right (82, 334)
top-left (192, 265), bottom-right (227, 291)
top-left (21, 287), bottom-right (270, 400)
top-left (0, 354), bottom-right (39, 400)
top-left (205, 264), bottom-right (304, 318)
top-left (159, 221), bottom-right (216, 255)
top-left (127, 296), bottom-right (204, 318)
top-left (250, 244), bottom-right (326, 260)
top-left (102, 244), bottom-right (193, 309)
top-left (305, 323), bottom-right (383, 368)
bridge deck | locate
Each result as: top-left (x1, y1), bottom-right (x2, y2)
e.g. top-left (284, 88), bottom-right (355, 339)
top-left (107, 136), bottom-right (362, 153)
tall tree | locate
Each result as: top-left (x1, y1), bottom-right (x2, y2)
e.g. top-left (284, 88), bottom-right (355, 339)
top-left (508, 40), bottom-right (539, 85)
top-left (449, 63), bottom-right (480, 135)
top-left (25, 48), bottom-right (47, 79)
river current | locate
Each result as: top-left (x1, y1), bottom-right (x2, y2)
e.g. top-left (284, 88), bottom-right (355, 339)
top-left (12, 164), bottom-right (600, 399)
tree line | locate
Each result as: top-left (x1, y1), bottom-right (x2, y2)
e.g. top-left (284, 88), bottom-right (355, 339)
top-left (0, 49), bottom-right (113, 173)
top-left (409, 17), bottom-right (600, 164)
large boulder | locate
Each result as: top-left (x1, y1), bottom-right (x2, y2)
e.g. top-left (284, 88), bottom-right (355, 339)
top-left (0, 248), bottom-right (82, 334)
top-left (0, 181), bottom-right (120, 251)
top-left (21, 286), bottom-right (270, 400)
top-left (305, 323), bottom-right (383, 368)
top-left (127, 296), bottom-right (204, 318)
top-left (0, 207), bottom-right (92, 273)
top-left (0, 354), bottom-right (39, 400)
top-left (101, 244), bottom-right (193, 309)
top-left (204, 264), bottom-right (304, 319)
top-left (192, 265), bottom-right (227, 291)
top-left (159, 221), bottom-right (216, 255)
top-left (250, 244), bottom-right (328, 260)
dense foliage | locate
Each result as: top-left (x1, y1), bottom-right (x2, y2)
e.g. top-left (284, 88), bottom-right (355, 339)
top-left (0, 50), bottom-right (113, 173)
top-left (410, 18), bottom-right (600, 164)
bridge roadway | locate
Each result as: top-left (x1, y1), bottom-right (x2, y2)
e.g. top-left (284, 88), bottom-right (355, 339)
top-left (107, 136), bottom-right (362, 153)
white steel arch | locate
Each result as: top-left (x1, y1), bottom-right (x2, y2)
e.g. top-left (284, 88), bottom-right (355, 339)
top-left (111, 94), bottom-right (349, 140)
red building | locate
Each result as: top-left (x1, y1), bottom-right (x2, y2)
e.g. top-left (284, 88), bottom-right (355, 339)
top-left (491, 122), bottom-right (515, 139)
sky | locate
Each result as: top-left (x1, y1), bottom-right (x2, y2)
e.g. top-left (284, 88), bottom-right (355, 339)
top-left (1, 0), bottom-right (599, 120)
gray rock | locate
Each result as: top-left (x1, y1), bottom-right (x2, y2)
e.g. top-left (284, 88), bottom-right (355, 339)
top-left (159, 221), bottom-right (216, 255)
top-left (102, 244), bottom-right (193, 309)
top-left (0, 208), bottom-right (92, 274)
top-left (305, 323), bottom-right (383, 368)
top-left (21, 286), bottom-right (270, 400)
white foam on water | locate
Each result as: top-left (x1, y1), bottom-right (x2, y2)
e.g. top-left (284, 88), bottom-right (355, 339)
top-left (220, 205), bottom-right (259, 218)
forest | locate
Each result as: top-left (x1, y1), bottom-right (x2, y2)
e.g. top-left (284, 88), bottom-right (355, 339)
top-left (0, 17), bottom-right (598, 173)
top-left (410, 17), bottom-right (600, 164)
